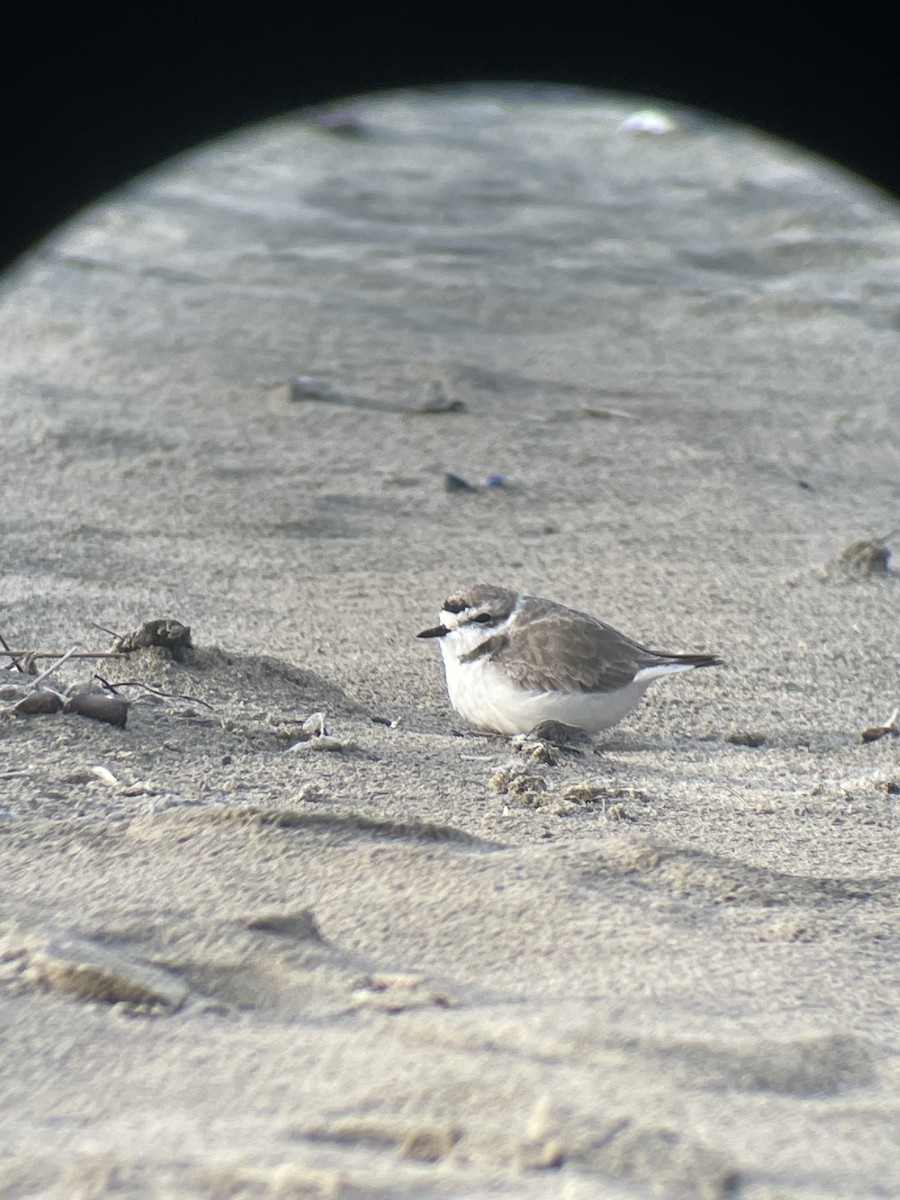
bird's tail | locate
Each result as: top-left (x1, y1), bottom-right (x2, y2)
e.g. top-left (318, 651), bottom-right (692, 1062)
top-left (663, 651), bottom-right (722, 669)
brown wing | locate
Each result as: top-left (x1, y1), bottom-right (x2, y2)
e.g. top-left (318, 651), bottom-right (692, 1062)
top-left (491, 613), bottom-right (653, 694)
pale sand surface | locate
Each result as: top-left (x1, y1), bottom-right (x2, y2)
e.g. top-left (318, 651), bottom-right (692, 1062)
top-left (0, 86), bottom-right (898, 1199)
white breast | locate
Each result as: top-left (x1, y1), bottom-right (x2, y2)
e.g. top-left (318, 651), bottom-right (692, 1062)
top-left (439, 639), bottom-right (656, 735)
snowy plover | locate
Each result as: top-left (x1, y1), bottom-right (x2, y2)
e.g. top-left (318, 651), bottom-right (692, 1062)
top-left (417, 583), bottom-right (721, 736)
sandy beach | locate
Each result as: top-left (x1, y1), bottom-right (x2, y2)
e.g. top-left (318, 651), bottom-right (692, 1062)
top-left (1, 86), bottom-right (898, 1199)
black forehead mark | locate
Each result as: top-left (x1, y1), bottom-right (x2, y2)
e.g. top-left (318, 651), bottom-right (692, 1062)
top-left (442, 597), bottom-right (468, 614)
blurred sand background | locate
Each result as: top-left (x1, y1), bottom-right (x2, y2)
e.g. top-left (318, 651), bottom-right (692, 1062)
top-left (0, 86), bottom-right (898, 1199)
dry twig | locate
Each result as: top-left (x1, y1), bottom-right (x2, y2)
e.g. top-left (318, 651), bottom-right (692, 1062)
top-left (0, 649), bottom-right (121, 662)
top-left (0, 630), bottom-right (26, 673)
top-left (93, 674), bottom-right (214, 710)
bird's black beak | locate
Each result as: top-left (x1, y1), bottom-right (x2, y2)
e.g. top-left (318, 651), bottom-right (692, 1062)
top-left (417, 624), bottom-right (449, 639)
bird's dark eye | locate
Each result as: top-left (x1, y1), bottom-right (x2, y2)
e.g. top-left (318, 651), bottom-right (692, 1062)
top-left (471, 613), bottom-right (493, 624)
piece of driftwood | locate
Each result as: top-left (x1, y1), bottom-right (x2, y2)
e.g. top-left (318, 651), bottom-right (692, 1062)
top-left (289, 375), bottom-right (401, 413)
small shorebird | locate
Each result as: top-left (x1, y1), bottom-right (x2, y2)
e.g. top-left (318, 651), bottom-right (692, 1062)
top-left (417, 583), bottom-right (721, 736)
